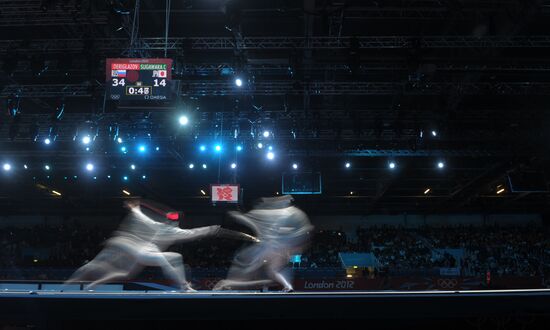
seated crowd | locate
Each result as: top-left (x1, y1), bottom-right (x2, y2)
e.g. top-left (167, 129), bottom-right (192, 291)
top-left (1, 221), bottom-right (549, 279)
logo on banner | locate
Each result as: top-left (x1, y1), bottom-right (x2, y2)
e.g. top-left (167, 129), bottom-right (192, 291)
top-left (211, 184), bottom-right (239, 202)
top-left (437, 278), bottom-right (458, 289)
top-left (112, 70), bottom-right (127, 77)
top-left (152, 70), bottom-right (167, 78)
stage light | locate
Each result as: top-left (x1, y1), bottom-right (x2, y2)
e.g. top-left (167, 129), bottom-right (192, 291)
top-left (130, 164), bottom-right (136, 170)
top-left (497, 188), bottom-right (505, 194)
top-left (107, 175), bottom-right (111, 179)
top-left (142, 175), bottom-right (146, 179)
top-left (86, 163), bottom-right (94, 172)
top-left (389, 162), bottom-right (396, 169)
top-left (268, 146), bottom-right (273, 151)
top-left (3, 163), bottom-right (11, 171)
top-left (437, 161), bottom-right (445, 169)
top-left (23, 164), bottom-right (28, 169)
top-left (44, 138), bottom-right (51, 145)
top-left (215, 145), bottom-right (222, 152)
top-left (257, 142), bottom-right (263, 149)
top-left (292, 163), bottom-right (298, 170)
top-left (202, 163), bottom-right (207, 169)
top-left (236, 145), bottom-right (242, 151)
top-left (122, 189), bottom-right (130, 196)
top-left (81, 135), bottom-right (91, 145)
top-left (200, 145), bottom-right (206, 152)
top-left (235, 78), bottom-right (243, 87)
top-left (231, 163), bottom-right (237, 169)
top-left (424, 188), bottom-right (431, 195)
top-left (263, 130), bottom-right (270, 138)
top-left (117, 137), bottom-right (123, 144)
top-left (93, 176), bottom-right (97, 180)
top-left (121, 146), bottom-right (127, 153)
top-left (44, 165), bottom-right (50, 171)
top-left (431, 130), bottom-right (437, 137)
top-left (123, 176), bottom-right (128, 181)
top-left (188, 163), bottom-right (194, 169)
top-left (200, 189), bottom-right (206, 195)
top-left (350, 191), bottom-right (354, 195)
top-left (266, 152), bottom-right (275, 160)
top-left (52, 190), bottom-right (61, 196)
top-left (179, 115), bottom-right (189, 126)
top-left (345, 162), bottom-right (351, 168)
top-left (155, 147), bottom-right (160, 151)
top-left (138, 145), bottom-right (146, 153)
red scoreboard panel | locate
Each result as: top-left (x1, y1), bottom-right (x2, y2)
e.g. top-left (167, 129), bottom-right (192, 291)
top-left (106, 58), bottom-right (174, 101)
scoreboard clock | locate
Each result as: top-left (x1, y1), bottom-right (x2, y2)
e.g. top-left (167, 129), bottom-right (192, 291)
top-left (106, 58), bottom-right (174, 101)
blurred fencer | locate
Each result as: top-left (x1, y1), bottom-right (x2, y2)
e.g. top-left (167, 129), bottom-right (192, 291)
top-left (65, 199), bottom-right (259, 291)
top-left (214, 195), bottom-right (313, 292)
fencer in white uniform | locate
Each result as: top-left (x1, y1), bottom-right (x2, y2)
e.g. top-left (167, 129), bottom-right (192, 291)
top-left (65, 199), bottom-right (259, 291)
top-left (214, 195), bottom-right (313, 292)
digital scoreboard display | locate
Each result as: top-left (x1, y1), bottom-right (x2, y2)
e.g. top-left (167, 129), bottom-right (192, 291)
top-left (106, 58), bottom-right (174, 101)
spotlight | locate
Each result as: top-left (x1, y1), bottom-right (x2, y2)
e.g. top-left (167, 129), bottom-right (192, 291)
top-left (257, 142), bottom-right (263, 149)
top-left (142, 175), bottom-right (146, 179)
top-left (202, 164), bottom-right (207, 169)
top-left (188, 163), bottom-right (194, 169)
top-left (437, 161), bottom-right (445, 169)
top-left (117, 137), bottom-right (123, 144)
top-left (179, 115), bottom-right (189, 126)
top-left (86, 163), bottom-right (94, 172)
top-left (23, 164), bottom-right (28, 169)
top-left (121, 146), bottom-right (127, 153)
top-left (345, 162), bottom-right (351, 168)
top-left (431, 130), bottom-right (437, 137)
top-left (263, 131), bottom-right (270, 138)
top-left (138, 145), bottom-right (146, 153)
top-left (130, 164), bottom-right (136, 170)
top-left (44, 165), bottom-right (50, 171)
top-left (235, 78), bottom-right (243, 87)
top-left (292, 163), bottom-right (298, 170)
top-left (268, 146), bottom-right (273, 151)
top-left (215, 145), bottom-right (222, 152)
top-left (107, 175), bottom-right (111, 179)
top-left (123, 176), bottom-right (128, 181)
top-left (155, 147), bottom-right (160, 151)
top-left (389, 162), bottom-right (396, 169)
top-left (200, 145), bottom-right (206, 152)
top-left (3, 163), bottom-right (11, 171)
top-left (44, 138), bottom-right (51, 145)
top-left (231, 163), bottom-right (237, 169)
top-left (236, 145), bottom-right (243, 151)
top-left (266, 152), bottom-right (275, 160)
top-left (81, 135), bottom-right (91, 145)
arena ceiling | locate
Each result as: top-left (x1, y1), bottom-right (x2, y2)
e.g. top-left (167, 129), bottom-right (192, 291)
top-left (0, 0), bottom-right (549, 215)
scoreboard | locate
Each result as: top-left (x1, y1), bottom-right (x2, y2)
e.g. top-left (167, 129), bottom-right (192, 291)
top-left (106, 58), bottom-right (174, 101)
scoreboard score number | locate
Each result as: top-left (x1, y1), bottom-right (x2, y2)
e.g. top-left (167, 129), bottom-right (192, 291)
top-left (106, 58), bottom-right (174, 101)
